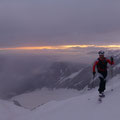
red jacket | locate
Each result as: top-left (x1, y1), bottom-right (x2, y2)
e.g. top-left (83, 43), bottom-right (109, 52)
top-left (93, 57), bottom-right (114, 72)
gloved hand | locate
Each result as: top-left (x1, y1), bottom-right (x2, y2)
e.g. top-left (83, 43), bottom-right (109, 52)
top-left (93, 72), bottom-right (96, 78)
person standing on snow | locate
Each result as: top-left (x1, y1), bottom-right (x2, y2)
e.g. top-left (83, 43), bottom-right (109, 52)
top-left (93, 50), bottom-right (114, 97)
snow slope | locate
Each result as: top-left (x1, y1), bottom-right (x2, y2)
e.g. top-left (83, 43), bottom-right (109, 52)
top-left (1, 75), bottom-right (120, 120)
top-left (58, 69), bottom-right (84, 84)
top-left (11, 88), bottom-right (81, 109)
top-left (0, 100), bottom-right (29, 120)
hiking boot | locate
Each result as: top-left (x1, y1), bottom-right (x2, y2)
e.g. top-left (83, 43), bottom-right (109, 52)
top-left (99, 92), bottom-right (105, 97)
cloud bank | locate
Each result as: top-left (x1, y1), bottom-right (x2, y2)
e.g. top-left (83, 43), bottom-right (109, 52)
top-left (0, 0), bottom-right (120, 47)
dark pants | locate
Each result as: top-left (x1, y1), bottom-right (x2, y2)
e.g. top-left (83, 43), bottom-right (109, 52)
top-left (98, 71), bottom-right (107, 94)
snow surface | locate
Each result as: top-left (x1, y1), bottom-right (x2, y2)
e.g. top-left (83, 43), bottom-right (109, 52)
top-left (1, 75), bottom-right (120, 120)
top-left (0, 100), bottom-right (29, 120)
top-left (11, 88), bottom-right (81, 109)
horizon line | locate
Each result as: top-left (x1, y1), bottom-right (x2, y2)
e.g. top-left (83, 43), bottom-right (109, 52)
top-left (0, 44), bottom-right (120, 51)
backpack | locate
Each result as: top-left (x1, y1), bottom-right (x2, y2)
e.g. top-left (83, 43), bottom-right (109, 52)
top-left (97, 57), bottom-right (108, 71)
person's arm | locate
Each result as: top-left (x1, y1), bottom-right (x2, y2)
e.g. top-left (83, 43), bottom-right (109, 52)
top-left (93, 61), bottom-right (98, 73)
top-left (93, 61), bottom-right (98, 78)
top-left (107, 57), bottom-right (114, 65)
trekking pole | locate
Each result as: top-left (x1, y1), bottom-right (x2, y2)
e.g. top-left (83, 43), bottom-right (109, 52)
top-left (110, 56), bottom-right (114, 91)
top-left (92, 74), bottom-right (95, 89)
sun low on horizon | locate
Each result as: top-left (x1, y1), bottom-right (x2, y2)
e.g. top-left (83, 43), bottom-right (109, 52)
top-left (0, 44), bottom-right (120, 51)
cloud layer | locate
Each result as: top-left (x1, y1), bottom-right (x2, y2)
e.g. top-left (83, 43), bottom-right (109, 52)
top-left (1, 0), bottom-right (120, 47)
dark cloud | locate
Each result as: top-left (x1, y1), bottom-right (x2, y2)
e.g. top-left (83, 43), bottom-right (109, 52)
top-left (0, 0), bottom-right (120, 47)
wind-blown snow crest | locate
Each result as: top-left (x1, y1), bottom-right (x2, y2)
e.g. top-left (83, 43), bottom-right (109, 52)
top-left (59, 69), bottom-right (84, 84)
top-left (11, 88), bottom-right (81, 109)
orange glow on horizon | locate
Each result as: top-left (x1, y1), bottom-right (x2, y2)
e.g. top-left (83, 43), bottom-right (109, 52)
top-left (0, 44), bottom-right (120, 51)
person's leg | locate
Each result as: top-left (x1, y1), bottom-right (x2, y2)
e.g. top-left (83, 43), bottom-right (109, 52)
top-left (98, 77), bottom-right (105, 93)
top-left (98, 71), bottom-right (107, 93)
top-left (102, 79), bottom-right (106, 91)
top-left (102, 71), bottom-right (107, 92)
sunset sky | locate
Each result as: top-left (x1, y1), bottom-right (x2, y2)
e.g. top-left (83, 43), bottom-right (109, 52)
top-left (0, 0), bottom-right (120, 50)
top-left (0, 45), bottom-right (120, 51)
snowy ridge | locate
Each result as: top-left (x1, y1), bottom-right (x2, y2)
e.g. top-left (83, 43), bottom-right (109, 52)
top-left (0, 74), bottom-right (120, 120)
top-left (58, 68), bottom-right (83, 84)
top-left (16, 75), bottom-right (120, 120)
top-left (11, 88), bottom-right (81, 109)
top-left (15, 75), bottom-right (120, 120)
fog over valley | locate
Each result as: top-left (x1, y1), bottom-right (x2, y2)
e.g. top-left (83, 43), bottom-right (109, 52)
top-left (0, 49), bottom-right (90, 99)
